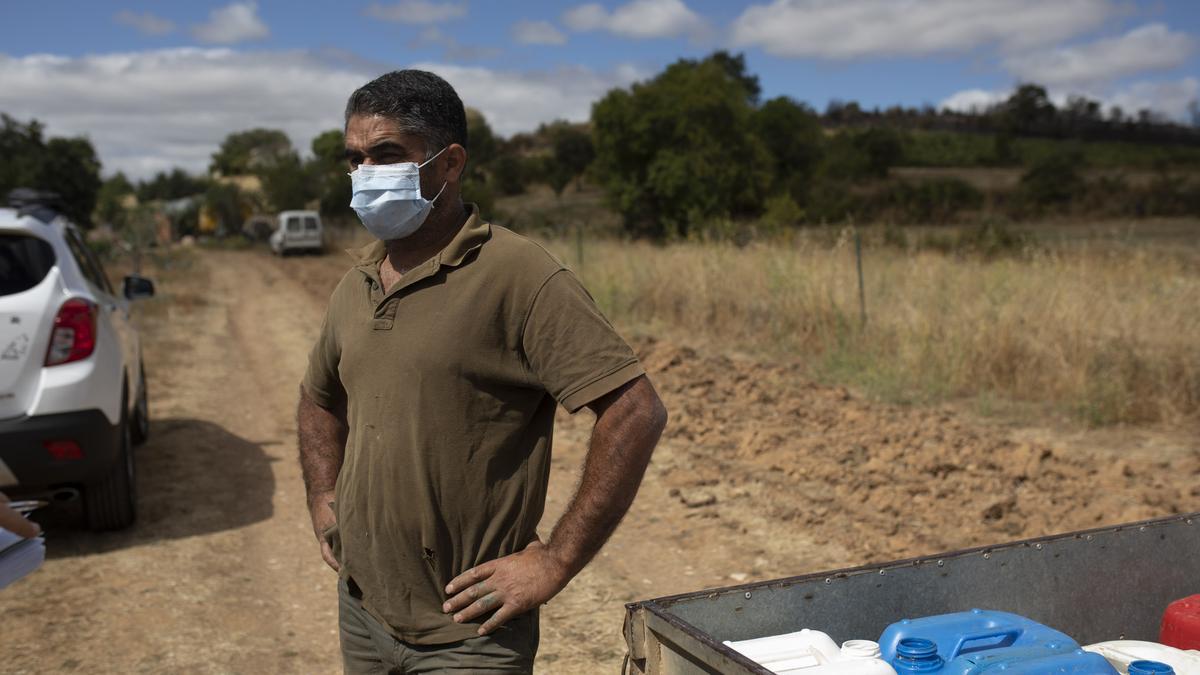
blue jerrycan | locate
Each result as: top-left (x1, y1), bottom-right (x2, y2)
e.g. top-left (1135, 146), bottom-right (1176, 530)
top-left (879, 610), bottom-right (1077, 663)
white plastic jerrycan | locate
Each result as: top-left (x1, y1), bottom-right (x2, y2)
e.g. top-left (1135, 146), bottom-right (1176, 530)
top-left (1084, 640), bottom-right (1200, 675)
top-left (726, 628), bottom-right (899, 675)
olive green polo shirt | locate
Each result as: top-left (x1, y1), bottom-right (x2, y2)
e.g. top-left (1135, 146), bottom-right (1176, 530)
top-left (302, 205), bottom-right (644, 644)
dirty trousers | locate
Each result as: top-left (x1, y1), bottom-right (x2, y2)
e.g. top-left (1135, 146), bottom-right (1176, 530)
top-left (338, 577), bottom-right (539, 674)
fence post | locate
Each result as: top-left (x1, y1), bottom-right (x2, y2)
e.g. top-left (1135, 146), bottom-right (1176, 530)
top-left (855, 230), bottom-right (867, 327)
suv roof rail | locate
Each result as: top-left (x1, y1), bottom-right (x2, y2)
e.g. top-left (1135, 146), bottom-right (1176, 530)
top-left (6, 188), bottom-right (63, 223)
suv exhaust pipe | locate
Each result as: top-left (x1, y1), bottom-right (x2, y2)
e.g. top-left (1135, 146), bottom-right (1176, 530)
top-left (51, 487), bottom-right (80, 502)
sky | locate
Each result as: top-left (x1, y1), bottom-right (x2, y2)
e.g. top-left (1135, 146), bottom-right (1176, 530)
top-left (1, 0), bottom-right (1197, 180)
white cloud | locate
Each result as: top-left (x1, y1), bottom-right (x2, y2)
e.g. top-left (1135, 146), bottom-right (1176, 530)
top-left (513, 20), bottom-right (568, 46)
top-left (191, 1), bottom-right (269, 45)
top-left (0, 49), bottom-right (643, 179)
top-left (563, 4), bottom-right (614, 31)
top-left (1004, 24), bottom-right (1194, 90)
top-left (114, 10), bottom-right (175, 36)
top-left (411, 26), bottom-right (503, 61)
top-left (563, 0), bottom-right (707, 39)
top-left (731, 0), bottom-right (1118, 59)
top-left (411, 62), bottom-right (647, 134)
top-left (1108, 77), bottom-right (1199, 121)
top-left (939, 88), bottom-right (1008, 114)
top-left (940, 78), bottom-right (1200, 123)
top-left (365, 1), bottom-right (466, 24)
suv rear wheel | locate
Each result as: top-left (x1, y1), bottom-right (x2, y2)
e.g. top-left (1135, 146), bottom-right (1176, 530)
top-left (131, 363), bottom-right (150, 446)
top-left (84, 402), bottom-right (136, 531)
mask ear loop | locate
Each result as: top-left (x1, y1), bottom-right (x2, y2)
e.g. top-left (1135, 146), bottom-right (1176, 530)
top-left (421, 146), bottom-right (450, 207)
top-left (429, 181), bottom-right (448, 207)
top-left (417, 146), bottom-right (448, 168)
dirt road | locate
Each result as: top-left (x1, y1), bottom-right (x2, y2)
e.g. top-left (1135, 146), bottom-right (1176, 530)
top-left (2, 246), bottom-right (1196, 674)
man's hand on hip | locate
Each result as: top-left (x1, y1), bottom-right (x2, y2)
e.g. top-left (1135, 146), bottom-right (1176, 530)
top-left (309, 493), bottom-right (339, 572)
top-left (442, 539), bottom-right (569, 636)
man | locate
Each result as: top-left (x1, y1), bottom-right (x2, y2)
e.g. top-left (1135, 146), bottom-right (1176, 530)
top-left (297, 69), bottom-right (667, 673)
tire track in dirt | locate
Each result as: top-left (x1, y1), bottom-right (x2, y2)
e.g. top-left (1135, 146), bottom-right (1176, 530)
top-left (0, 250), bottom-right (340, 674)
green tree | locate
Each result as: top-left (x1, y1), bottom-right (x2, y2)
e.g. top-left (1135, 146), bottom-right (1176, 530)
top-left (490, 152), bottom-right (530, 196)
top-left (752, 97), bottom-right (824, 200)
top-left (137, 168), bottom-right (207, 202)
top-left (1002, 84), bottom-right (1056, 135)
top-left (708, 50), bottom-right (761, 104)
top-left (0, 114), bottom-right (46, 201)
top-left (0, 114), bottom-right (102, 226)
top-left (203, 181), bottom-right (244, 233)
top-left (35, 137), bottom-right (102, 226)
top-left (465, 108), bottom-right (498, 168)
top-left (537, 120), bottom-right (595, 196)
top-left (95, 172), bottom-right (135, 227)
top-left (257, 151), bottom-right (316, 212)
top-left (819, 127), bottom-right (902, 181)
top-left (309, 129), bottom-right (352, 219)
top-left (210, 128), bottom-right (293, 176)
top-left (855, 127), bottom-right (903, 178)
top-left (591, 52), bottom-right (770, 238)
top-left (1020, 151), bottom-right (1084, 206)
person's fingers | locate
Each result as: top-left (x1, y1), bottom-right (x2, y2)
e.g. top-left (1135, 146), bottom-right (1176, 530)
top-left (452, 591), bottom-right (503, 624)
top-left (0, 504), bottom-right (40, 539)
top-left (477, 606), bottom-right (516, 636)
top-left (442, 582), bottom-right (492, 613)
top-left (445, 561), bottom-right (495, 595)
top-left (320, 540), bottom-right (340, 572)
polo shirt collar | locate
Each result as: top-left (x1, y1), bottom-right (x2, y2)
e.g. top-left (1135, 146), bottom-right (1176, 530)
top-left (346, 203), bottom-right (491, 277)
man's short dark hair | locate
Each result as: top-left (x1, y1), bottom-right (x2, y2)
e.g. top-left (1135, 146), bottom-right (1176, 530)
top-left (344, 69), bottom-right (468, 154)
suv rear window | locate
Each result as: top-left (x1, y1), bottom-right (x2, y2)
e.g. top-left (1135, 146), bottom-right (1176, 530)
top-left (303, 216), bottom-right (318, 231)
top-left (287, 218), bottom-right (301, 232)
top-left (0, 233), bottom-right (55, 296)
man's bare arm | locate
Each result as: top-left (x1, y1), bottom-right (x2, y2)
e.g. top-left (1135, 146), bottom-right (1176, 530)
top-left (545, 375), bottom-right (667, 576)
top-left (297, 386), bottom-right (348, 571)
top-left (443, 374), bottom-right (667, 634)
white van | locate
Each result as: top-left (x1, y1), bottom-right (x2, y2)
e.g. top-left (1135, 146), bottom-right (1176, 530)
top-left (268, 210), bottom-right (323, 255)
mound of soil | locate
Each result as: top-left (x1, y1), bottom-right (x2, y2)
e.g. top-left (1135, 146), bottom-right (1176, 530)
top-left (635, 336), bottom-right (1200, 562)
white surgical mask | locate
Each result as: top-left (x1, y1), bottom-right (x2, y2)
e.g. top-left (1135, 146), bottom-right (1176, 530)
top-left (348, 147), bottom-right (447, 240)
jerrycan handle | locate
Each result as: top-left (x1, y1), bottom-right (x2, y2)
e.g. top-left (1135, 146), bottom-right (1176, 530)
top-left (949, 629), bottom-right (1021, 658)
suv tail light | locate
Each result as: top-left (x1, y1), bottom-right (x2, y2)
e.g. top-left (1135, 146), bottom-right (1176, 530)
top-left (46, 298), bottom-right (97, 366)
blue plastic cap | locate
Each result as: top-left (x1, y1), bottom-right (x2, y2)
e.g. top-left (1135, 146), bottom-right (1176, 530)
top-left (894, 638), bottom-right (944, 673)
top-left (1129, 661), bottom-right (1174, 675)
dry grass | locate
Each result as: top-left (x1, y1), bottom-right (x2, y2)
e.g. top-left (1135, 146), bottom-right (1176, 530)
top-left (543, 226), bottom-right (1200, 426)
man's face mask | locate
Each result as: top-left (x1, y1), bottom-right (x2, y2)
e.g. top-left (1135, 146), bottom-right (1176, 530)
top-left (348, 147), bottom-right (447, 241)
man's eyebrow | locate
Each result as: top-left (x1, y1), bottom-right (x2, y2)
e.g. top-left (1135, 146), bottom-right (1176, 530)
top-left (365, 141), bottom-right (409, 155)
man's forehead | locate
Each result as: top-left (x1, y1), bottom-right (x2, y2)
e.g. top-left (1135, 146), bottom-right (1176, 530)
top-left (345, 115), bottom-right (423, 149)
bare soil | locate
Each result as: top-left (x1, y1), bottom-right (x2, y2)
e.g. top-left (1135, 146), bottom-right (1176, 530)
top-left (2, 246), bottom-right (1196, 674)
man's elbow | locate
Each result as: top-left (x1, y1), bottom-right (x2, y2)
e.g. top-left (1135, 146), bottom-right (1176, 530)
top-left (633, 381), bottom-right (667, 443)
top-left (647, 391), bottom-right (668, 436)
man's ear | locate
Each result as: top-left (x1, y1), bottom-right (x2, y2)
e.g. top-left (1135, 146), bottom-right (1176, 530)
top-left (442, 143), bottom-right (468, 184)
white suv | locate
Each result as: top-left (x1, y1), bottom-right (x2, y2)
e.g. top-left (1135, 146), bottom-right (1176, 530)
top-left (0, 190), bottom-right (154, 530)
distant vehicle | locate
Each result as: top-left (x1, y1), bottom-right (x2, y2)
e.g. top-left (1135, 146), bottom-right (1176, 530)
top-left (0, 189), bottom-right (155, 531)
top-left (268, 210), bottom-right (324, 255)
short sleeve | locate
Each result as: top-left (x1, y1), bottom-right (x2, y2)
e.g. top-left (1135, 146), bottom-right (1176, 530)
top-left (302, 309), bottom-right (344, 409)
top-left (522, 269), bottom-right (644, 413)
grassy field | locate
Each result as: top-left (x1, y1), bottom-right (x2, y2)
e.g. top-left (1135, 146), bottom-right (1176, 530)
top-left (536, 221), bottom-right (1200, 427)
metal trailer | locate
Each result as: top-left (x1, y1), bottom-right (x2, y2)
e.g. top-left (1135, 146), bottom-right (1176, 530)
top-left (623, 512), bottom-right (1200, 675)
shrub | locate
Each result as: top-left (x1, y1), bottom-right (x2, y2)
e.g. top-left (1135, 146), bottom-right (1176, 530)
top-left (1020, 151), bottom-right (1084, 206)
top-left (880, 178), bottom-right (984, 224)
